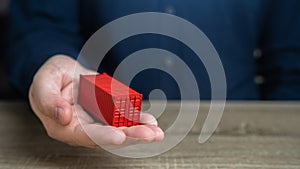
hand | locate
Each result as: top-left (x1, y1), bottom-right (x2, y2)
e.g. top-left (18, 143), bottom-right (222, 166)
top-left (29, 55), bottom-right (164, 149)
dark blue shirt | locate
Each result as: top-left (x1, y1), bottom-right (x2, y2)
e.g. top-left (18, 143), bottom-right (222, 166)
top-left (8, 0), bottom-right (300, 100)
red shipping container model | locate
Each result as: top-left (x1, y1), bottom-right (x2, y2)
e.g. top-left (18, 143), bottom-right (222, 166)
top-left (78, 73), bottom-right (143, 127)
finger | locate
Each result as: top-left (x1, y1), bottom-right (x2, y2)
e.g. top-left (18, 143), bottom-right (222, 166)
top-left (38, 93), bottom-right (73, 126)
top-left (100, 136), bottom-right (145, 150)
top-left (42, 109), bottom-right (126, 149)
top-left (140, 113), bottom-right (158, 126)
top-left (122, 125), bottom-right (156, 142)
top-left (73, 105), bottom-right (126, 146)
top-left (145, 125), bottom-right (164, 142)
top-left (78, 124), bottom-right (126, 146)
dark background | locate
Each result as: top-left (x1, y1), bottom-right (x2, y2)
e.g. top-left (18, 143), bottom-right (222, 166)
top-left (0, 0), bottom-right (21, 99)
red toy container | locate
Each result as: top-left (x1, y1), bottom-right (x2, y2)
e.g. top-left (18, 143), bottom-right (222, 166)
top-left (78, 73), bottom-right (143, 127)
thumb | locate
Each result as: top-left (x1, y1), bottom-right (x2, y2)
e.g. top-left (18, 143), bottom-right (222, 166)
top-left (41, 94), bottom-right (73, 126)
top-left (28, 55), bottom-right (76, 126)
top-left (49, 95), bottom-right (73, 126)
top-left (29, 86), bottom-right (73, 126)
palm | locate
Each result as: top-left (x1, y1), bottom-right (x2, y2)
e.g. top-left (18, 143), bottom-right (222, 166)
top-left (29, 55), bottom-right (164, 149)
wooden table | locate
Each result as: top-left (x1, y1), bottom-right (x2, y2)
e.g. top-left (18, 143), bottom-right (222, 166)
top-left (0, 101), bottom-right (299, 169)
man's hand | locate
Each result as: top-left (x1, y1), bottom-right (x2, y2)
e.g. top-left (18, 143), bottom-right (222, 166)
top-left (29, 55), bottom-right (164, 149)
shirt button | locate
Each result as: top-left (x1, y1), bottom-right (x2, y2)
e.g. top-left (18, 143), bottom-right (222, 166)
top-left (165, 5), bottom-right (176, 14)
top-left (253, 49), bottom-right (262, 59)
top-left (254, 75), bottom-right (265, 85)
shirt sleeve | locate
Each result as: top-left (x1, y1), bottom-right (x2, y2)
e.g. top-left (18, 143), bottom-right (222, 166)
top-left (8, 0), bottom-right (83, 96)
top-left (259, 0), bottom-right (300, 100)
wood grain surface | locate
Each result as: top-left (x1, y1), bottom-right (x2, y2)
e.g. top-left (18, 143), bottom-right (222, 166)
top-left (0, 101), bottom-right (299, 169)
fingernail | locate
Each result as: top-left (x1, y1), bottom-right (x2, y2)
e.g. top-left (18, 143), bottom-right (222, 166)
top-left (55, 107), bottom-right (64, 123)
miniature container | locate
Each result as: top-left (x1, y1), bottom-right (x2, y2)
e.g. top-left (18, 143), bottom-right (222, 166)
top-left (78, 73), bottom-right (143, 127)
